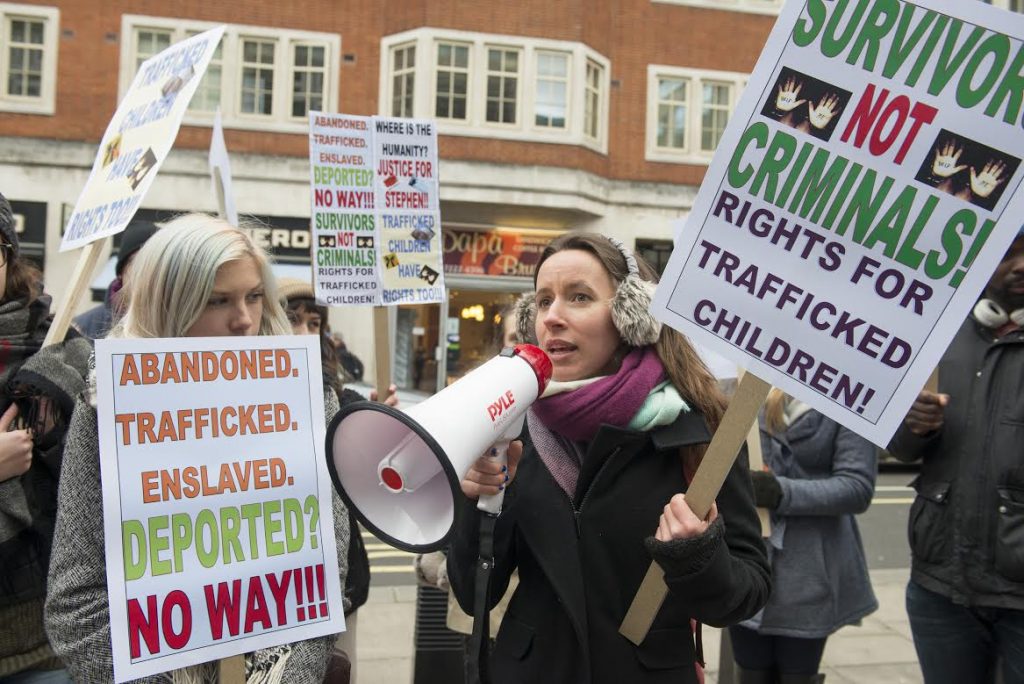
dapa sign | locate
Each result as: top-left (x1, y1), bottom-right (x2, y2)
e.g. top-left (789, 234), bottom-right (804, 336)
top-left (652, 0), bottom-right (1024, 446)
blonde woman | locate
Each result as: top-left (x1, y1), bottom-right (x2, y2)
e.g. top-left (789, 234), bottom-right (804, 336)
top-left (45, 215), bottom-right (350, 683)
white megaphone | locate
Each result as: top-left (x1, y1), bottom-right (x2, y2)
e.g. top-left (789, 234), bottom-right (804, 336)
top-left (326, 344), bottom-right (552, 553)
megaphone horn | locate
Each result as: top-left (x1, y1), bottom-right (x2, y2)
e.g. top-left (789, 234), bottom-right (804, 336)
top-left (326, 344), bottom-right (552, 553)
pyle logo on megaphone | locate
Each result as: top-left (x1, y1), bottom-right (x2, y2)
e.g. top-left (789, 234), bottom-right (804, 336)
top-left (488, 390), bottom-right (516, 423)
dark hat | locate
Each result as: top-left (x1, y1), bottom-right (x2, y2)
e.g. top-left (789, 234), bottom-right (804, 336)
top-left (116, 220), bottom-right (159, 276)
top-left (0, 192), bottom-right (17, 259)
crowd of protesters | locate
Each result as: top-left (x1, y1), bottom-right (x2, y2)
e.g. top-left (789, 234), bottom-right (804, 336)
top-left (0, 188), bottom-right (1022, 684)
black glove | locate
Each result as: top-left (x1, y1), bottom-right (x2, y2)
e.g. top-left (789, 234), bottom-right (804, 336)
top-left (750, 470), bottom-right (782, 509)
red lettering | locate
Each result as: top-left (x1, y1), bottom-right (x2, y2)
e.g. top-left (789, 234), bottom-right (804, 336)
top-left (204, 580), bottom-right (242, 640)
top-left (128, 595), bottom-right (160, 658)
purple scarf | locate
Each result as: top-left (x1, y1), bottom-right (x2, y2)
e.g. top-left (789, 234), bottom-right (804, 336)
top-left (529, 347), bottom-right (665, 498)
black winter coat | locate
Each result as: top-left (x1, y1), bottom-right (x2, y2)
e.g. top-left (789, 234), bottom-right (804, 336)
top-left (889, 318), bottom-right (1024, 609)
top-left (448, 410), bottom-right (770, 684)
top-left (337, 389), bottom-right (371, 613)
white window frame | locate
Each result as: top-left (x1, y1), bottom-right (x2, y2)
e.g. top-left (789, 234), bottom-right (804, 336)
top-left (390, 42), bottom-right (416, 118)
top-left (651, 0), bottom-right (782, 15)
top-left (646, 65), bottom-right (746, 165)
top-left (380, 28), bottom-right (610, 154)
top-left (119, 16), bottom-right (340, 133)
top-left (534, 50), bottom-right (571, 130)
top-left (434, 40), bottom-right (472, 123)
top-left (483, 45), bottom-right (522, 127)
top-left (986, 0), bottom-right (1024, 11)
top-left (0, 3), bottom-right (58, 115)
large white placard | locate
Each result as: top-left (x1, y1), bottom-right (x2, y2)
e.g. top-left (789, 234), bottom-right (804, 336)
top-left (60, 26), bottom-right (225, 251)
top-left (652, 0), bottom-right (1024, 445)
top-left (95, 335), bottom-right (344, 682)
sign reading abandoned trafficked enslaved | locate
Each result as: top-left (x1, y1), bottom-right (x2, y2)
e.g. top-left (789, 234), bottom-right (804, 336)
top-left (308, 113), bottom-right (445, 306)
top-left (652, 0), bottom-right (1024, 445)
top-left (60, 27), bottom-right (225, 251)
top-left (95, 336), bottom-right (344, 682)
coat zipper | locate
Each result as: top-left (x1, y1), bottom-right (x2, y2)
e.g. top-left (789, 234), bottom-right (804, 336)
top-left (570, 446), bottom-right (623, 537)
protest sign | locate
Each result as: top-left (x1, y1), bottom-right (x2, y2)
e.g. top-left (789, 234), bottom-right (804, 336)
top-left (308, 113), bottom-right (445, 307)
top-left (651, 0), bottom-right (1024, 447)
top-left (60, 26), bottom-right (225, 251)
top-left (209, 108), bottom-right (238, 226)
top-left (95, 335), bottom-right (344, 682)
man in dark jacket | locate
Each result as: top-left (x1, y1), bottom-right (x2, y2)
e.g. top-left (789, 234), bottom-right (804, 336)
top-left (72, 219), bottom-right (158, 339)
top-left (889, 227), bottom-right (1024, 684)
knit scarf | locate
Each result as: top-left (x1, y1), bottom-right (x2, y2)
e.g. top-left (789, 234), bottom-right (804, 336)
top-left (529, 347), bottom-right (687, 499)
top-left (0, 295), bottom-right (50, 378)
top-left (169, 645), bottom-right (293, 683)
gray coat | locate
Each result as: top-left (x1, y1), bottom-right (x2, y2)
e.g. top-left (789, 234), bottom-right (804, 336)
top-left (44, 391), bottom-right (349, 683)
top-left (743, 410), bottom-right (878, 638)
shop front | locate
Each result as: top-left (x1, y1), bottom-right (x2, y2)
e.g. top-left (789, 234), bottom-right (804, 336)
top-left (392, 225), bottom-right (560, 394)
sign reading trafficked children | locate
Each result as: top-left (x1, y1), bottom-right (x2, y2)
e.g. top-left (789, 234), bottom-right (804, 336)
top-left (308, 112), bottom-right (445, 306)
top-left (60, 26), bottom-right (225, 251)
top-left (652, 0), bottom-right (1024, 445)
top-left (95, 336), bottom-right (344, 682)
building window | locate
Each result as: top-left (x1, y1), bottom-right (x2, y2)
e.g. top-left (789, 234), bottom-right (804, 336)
top-left (700, 81), bottom-right (730, 152)
top-left (391, 43), bottom-right (415, 117)
top-left (381, 29), bottom-right (609, 152)
top-left (656, 78), bottom-right (687, 149)
top-left (535, 51), bottom-right (568, 129)
top-left (187, 31), bottom-right (222, 112)
top-left (135, 29), bottom-right (171, 70)
top-left (485, 47), bottom-right (519, 124)
top-left (584, 59), bottom-right (602, 140)
top-left (983, 0), bottom-right (1024, 11)
top-left (292, 43), bottom-right (326, 118)
top-left (636, 239), bottom-right (674, 277)
top-left (647, 65), bottom-right (745, 164)
top-left (0, 4), bottom-right (59, 114)
top-left (435, 42), bottom-right (469, 120)
top-left (120, 16), bottom-right (340, 132)
top-left (240, 39), bottom-right (274, 116)
top-left (650, 0), bottom-right (782, 15)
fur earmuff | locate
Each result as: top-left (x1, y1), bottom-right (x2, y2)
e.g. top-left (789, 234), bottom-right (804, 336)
top-left (611, 277), bottom-right (662, 347)
top-left (514, 291), bottom-right (538, 344)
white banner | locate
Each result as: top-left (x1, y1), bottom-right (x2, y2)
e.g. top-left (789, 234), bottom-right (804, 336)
top-left (96, 335), bottom-right (344, 682)
top-left (652, 0), bottom-right (1024, 445)
top-left (60, 26), bottom-right (225, 251)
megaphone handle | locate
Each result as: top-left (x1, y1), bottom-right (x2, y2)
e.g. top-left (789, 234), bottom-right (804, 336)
top-left (477, 439), bottom-right (510, 515)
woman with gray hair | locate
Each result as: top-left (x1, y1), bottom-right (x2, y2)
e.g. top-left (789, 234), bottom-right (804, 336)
top-left (44, 214), bottom-right (351, 683)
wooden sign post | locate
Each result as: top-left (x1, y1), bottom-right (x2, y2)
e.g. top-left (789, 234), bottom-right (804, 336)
top-left (42, 239), bottom-right (107, 346)
top-left (373, 307), bottom-right (392, 401)
top-left (737, 368), bottom-right (771, 538)
top-left (619, 371), bottom-right (771, 645)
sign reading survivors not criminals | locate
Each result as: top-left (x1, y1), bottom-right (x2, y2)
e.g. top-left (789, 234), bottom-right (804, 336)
top-left (652, 0), bottom-right (1024, 445)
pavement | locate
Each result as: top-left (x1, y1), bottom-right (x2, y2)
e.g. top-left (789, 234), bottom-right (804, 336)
top-left (353, 567), bottom-right (922, 684)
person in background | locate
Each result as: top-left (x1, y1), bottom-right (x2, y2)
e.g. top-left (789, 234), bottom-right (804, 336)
top-left (278, 278), bottom-right (397, 684)
top-left (45, 215), bottom-right (351, 683)
top-left (888, 227), bottom-right (1024, 684)
top-left (71, 219), bottom-right (158, 339)
top-left (0, 191), bottom-right (90, 684)
top-left (450, 233), bottom-right (769, 683)
top-left (728, 390), bottom-right (877, 684)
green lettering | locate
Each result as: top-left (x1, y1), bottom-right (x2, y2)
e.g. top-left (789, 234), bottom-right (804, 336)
top-left (846, 0), bottom-right (899, 72)
top-left (894, 194), bottom-right (938, 269)
top-left (283, 498), bottom-right (305, 554)
top-left (863, 185), bottom-right (916, 256)
top-left (882, 4), bottom-right (939, 79)
top-left (957, 34), bottom-right (1010, 109)
top-left (821, 0), bottom-right (870, 59)
top-left (985, 44), bottom-right (1024, 125)
top-left (788, 149), bottom-right (849, 224)
top-left (728, 122), bottom-right (769, 190)
top-left (170, 513), bottom-right (192, 574)
top-left (195, 509), bottom-right (219, 568)
top-left (793, 0), bottom-right (828, 47)
top-left (148, 516), bottom-right (171, 577)
top-left (220, 506), bottom-right (244, 563)
top-left (264, 500), bottom-right (284, 557)
top-left (122, 520), bottom-right (147, 582)
top-left (925, 210), bottom-right (974, 279)
top-left (750, 130), bottom-right (797, 203)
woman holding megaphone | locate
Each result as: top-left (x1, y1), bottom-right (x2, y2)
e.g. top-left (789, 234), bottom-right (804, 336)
top-left (449, 233), bottom-right (770, 684)
top-left (45, 215), bottom-right (352, 683)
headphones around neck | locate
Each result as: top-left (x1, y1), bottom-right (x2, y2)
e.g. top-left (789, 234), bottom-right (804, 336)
top-left (973, 298), bottom-right (1024, 329)
top-left (514, 236), bottom-right (663, 348)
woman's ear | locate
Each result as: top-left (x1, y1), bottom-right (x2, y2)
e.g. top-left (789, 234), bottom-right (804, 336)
top-left (514, 291), bottom-right (538, 344)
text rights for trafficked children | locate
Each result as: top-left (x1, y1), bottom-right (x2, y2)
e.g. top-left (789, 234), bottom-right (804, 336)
top-left (653, 0), bottom-right (1024, 445)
